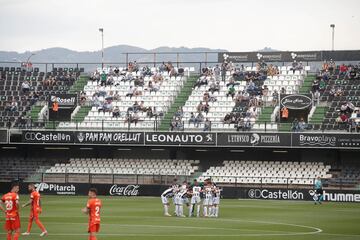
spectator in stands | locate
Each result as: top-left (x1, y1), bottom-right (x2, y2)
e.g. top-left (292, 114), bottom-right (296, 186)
top-left (113, 106), bottom-right (120, 118)
top-left (169, 67), bottom-right (177, 77)
top-left (79, 91), bottom-right (86, 106)
top-left (139, 101), bottom-right (147, 112)
top-left (203, 118), bottom-right (211, 131)
top-left (214, 65), bottom-right (221, 81)
top-left (339, 64), bottom-right (348, 78)
top-left (146, 107), bottom-right (153, 118)
top-left (102, 100), bottom-right (113, 113)
top-left (221, 63), bottom-right (227, 82)
top-left (281, 106), bottom-right (289, 120)
top-left (322, 60), bottom-right (329, 71)
top-left (337, 113), bottom-right (348, 123)
top-left (21, 80), bottom-right (30, 94)
top-left (150, 82), bottom-right (160, 93)
top-left (280, 87), bottom-right (286, 95)
top-left (196, 101), bottom-right (203, 113)
top-left (335, 87), bottom-right (343, 97)
top-left (195, 112), bottom-right (204, 127)
top-left (272, 90), bottom-right (279, 107)
top-left (189, 112), bottom-right (196, 125)
top-left (113, 91), bottom-right (121, 101)
top-left (226, 85), bottom-right (235, 98)
top-left (313, 90), bottom-right (320, 106)
top-left (298, 118), bottom-right (307, 131)
top-left (226, 77), bottom-right (239, 88)
top-left (312, 80), bottom-right (319, 93)
top-left (126, 86), bottom-right (134, 98)
top-left (29, 92), bottom-right (39, 106)
top-left (193, 76), bottom-right (208, 89)
top-left (208, 81), bottom-right (220, 94)
top-left (134, 77), bottom-right (144, 87)
top-left (319, 79), bottom-right (326, 92)
top-left (223, 113), bottom-right (232, 124)
top-left (100, 71), bottom-right (107, 86)
top-left (328, 59), bottom-right (336, 74)
top-left (292, 118), bottom-right (299, 132)
top-left (329, 85), bottom-right (336, 97)
top-left (174, 107), bottom-right (183, 118)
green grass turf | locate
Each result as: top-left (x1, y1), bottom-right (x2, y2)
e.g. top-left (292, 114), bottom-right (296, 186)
top-left (1, 196), bottom-right (360, 240)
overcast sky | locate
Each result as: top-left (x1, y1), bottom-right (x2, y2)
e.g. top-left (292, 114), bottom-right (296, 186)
top-left (0, 0), bottom-right (359, 53)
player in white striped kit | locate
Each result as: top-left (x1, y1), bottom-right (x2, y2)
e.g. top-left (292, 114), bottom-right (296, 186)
top-left (210, 184), bottom-right (221, 217)
top-left (174, 181), bottom-right (187, 217)
top-left (189, 180), bottom-right (202, 217)
top-left (202, 181), bottom-right (214, 217)
top-left (161, 187), bottom-right (174, 216)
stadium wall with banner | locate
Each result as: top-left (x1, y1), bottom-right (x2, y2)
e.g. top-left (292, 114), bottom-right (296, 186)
top-left (13, 131), bottom-right (360, 149)
top-left (1, 182), bottom-right (358, 202)
top-left (218, 50), bottom-right (360, 63)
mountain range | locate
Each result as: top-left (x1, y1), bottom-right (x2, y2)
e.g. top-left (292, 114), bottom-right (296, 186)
top-left (0, 45), bottom-right (277, 64)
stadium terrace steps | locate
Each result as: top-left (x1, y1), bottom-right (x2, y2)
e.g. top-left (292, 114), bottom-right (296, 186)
top-left (256, 106), bottom-right (274, 123)
top-left (299, 75), bottom-right (316, 94)
top-left (27, 105), bottom-right (44, 121)
top-left (69, 75), bottom-right (90, 94)
top-left (72, 106), bottom-right (92, 122)
top-left (309, 106), bottom-right (329, 125)
top-left (158, 75), bottom-right (199, 131)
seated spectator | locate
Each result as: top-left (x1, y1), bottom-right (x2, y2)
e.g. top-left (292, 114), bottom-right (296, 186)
top-left (214, 65), bottom-right (221, 81)
top-left (100, 71), bottom-right (107, 86)
top-left (335, 87), bottom-right (343, 97)
top-left (298, 118), bottom-right (307, 131)
top-left (195, 112), bottom-right (204, 127)
top-left (226, 77), bottom-right (239, 88)
top-left (339, 64), bottom-right (348, 78)
top-left (280, 87), bottom-right (286, 95)
top-left (313, 90), bottom-right (320, 105)
top-left (21, 80), bottom-right (30, 94)
top-left (202, 102), bottom-right (210, 114)
top-left (29, 92), bottom-right (39, 106)
top-left (292, 118), bottom-right (299, 132)
top-left (337, 113), bottom-right (349, 123)
top-left (223, 113), bottom-right (232, 124)
top-left (203, 91), bottom-right (210, 102)
top-left (319, 79), bottom-right (326, 92)
top-left (208, 81), bottom-right (220, 94)
top-left (139, 101), bottom-right (147, 112)
top-left (272, 90), bottom-right (279, 106)
top-left (102, 100), bottom-right (113, 112)
top-left (126, 86), bottom-right (134, 98)
top-left (193, 76), bottom-right (208, 89)
top-left (113, 106), bottom-right (120, 118)
top-left (226, 85), bottom-right (235, 98)
top-left (134, 77), bottom-right (144, 87)
top-left (203, 118), bottom-right (211, 131)
top-left (113, 91), bottom-right (121, 101)
top-left (4, 102), bottom-right (12, 111)
top-left (146, 107), bottom-right (153, 118)
top-left (80, 91), bottom-right (86, 106)
top-left (174, 107), bottom-right (183, 118)
top-left (189, 112), bottom-right (196, 125)
top-left (196, 101), bottom-right (203, 113)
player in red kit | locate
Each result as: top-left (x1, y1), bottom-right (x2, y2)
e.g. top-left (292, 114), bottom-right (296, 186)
top-left (82, 188), bottom-right (102, 240)
top-left (22, 183), bottom-right (48, 237)
top-left (0, 182), bottom-right (21, 240)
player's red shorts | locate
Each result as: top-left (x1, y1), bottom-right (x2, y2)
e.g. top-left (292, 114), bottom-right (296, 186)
top-left (4, 215), bottom-right (20, 231)
top-left (88, 223), bottom-right (100, 233)
top-left (30, 207), bottom-right (42, 219)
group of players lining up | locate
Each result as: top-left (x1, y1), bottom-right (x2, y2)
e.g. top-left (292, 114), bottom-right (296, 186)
top-left (161, 178), bottom-right (221, 218)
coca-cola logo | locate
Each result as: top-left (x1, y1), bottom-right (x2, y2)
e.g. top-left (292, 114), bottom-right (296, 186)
top-left (109, 185), bottom-right (139, 196)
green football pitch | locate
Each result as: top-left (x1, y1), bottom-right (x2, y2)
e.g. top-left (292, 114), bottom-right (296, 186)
top-left (1, 195), bottom-right (360, 240)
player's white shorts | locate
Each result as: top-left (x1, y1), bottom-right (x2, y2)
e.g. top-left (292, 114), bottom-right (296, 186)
top-left (174, 196), bottom-right (183, 205)
top-left (191, 196), bottom-right (201, 204)
top-left (161, 196), bottom-right (169, 204)
top-left (212, 197), bottom-right (220, 205)
top-left (203, 197), bottom-right (213, 206)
